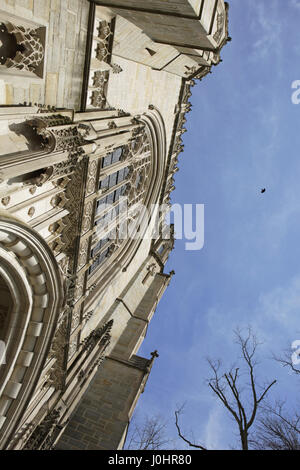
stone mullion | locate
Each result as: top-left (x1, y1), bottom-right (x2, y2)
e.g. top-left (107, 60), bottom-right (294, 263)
top-left (97, 149), bottom-right (148, 181)
top-left (98, 159), bottom-right (130, 179)
top-left (93, 178), bottom-right (130, 223)
top-left (58, 156), bottom-right (89, 392)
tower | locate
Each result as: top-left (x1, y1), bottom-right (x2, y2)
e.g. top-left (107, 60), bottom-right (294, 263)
top-left (0, 0), bottom-right (229, 450)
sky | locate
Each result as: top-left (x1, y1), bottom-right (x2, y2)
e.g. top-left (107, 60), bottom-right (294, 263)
top-left (130, 0), bottom-right (300, 450)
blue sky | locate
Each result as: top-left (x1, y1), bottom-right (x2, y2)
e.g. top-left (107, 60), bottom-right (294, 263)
top-left (133, 0), bottom-right (300, 450)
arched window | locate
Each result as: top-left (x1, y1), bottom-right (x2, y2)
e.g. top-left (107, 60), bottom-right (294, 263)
top-left (89, 129), bottom-right (151, 276)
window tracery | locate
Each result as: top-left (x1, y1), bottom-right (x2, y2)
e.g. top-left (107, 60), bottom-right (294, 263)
top-left (88, 129), bottom-right (151, 276)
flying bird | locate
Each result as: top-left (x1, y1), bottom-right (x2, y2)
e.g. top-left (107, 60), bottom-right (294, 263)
top-left (260, 188), bottom-right (266, 194)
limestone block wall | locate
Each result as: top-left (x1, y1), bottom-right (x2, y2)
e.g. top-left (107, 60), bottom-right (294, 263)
top-left (57, 255), bottom-right (171, 447)
top-left (106, 56), bottom-right (181, 154)
top-left (112, 273), bottom-right (169, 360)
top-left (56, 356), bottom-right (147, 450)
top-left (95, 0), bottom-right (228, 80)
top-left (0, 0), bottom-right (89, 109)
top-left (79, 254), bottom-right (163, 351)
top-left (96, 0), bottom-right (226, 49)
top-left (95, 0), bottom-right (203, 16)
top-left (111, 15), bottom-right (180, 71)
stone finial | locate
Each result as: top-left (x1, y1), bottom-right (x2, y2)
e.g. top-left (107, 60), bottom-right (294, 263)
top-left (111, 63), bottom-right (123, 74)
top-left (150, 350), bottom-right (159, 359)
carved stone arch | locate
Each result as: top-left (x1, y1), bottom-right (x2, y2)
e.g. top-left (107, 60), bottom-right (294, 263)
top-left (139, 107), bottom-right (167, 209)
top-left (88, 107), bottom-right (167, 292)
top-left (0, 213), bottom-right (64, 449)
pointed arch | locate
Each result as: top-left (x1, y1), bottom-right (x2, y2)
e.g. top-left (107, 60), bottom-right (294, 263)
top-left (86, 107), bottom-right (167, 294)
top-left (0, 214), bottom-right (64, 449)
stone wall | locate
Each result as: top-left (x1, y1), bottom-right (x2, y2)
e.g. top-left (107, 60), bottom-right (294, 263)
top-left (56, 357), bottom-right (147, 450)
top-left (106, 53), bottom-right (182, 155)
top-left (94, 0), bottom-right (203, 16)
top-left (0, 0), bottom-right (90, 109)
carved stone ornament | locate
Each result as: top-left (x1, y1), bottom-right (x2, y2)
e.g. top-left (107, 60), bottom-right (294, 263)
top-left (23, 408), bottom-right (62, 450)
top-left (47, 314), bottom-right (69, 390)
top-left (0, 21), bottom-right (45, 78)
top-left (92, 70), bottom-right (109, 88)
top-left (28, 207), bottom-right (35, 217)
top-left (1, 196), bottom-right (10, 206)
top-left (68, 336), bottom-right (78, 360)
top-left (111, 63), bottom-right (122, 74)
top-left (29, 186), bottom-right (37, 195)
top-left (78, 238), bottom-right (89, 268)
top-left (82, 200), bottom-right (94, 233)
top-left (80, 319), bottom-right (113, 354)
top-left (91, 89), bottom-right (107, 109)
top-left (213, 12), bottom-right (225, 43)
top-left (95, 20), bottom-right (112, 62)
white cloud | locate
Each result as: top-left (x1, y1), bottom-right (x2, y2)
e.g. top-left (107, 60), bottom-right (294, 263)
top-left (204, 404), bottom-right (224, 449)
top-left (248, 0), bottom-right (283, 62)
top-left (258, 276), bottom-right (300, 329)
top-left (203, 275), bottom-right (300, 351)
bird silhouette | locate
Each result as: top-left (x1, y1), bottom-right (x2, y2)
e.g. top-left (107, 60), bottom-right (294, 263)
top-left (261, 188), bottom-right (266, 194)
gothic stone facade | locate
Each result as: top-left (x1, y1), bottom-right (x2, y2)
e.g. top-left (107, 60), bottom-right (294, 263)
top-left (0, 0), bottom-right (229, 450)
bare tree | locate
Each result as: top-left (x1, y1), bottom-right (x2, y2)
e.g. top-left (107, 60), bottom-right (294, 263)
top-left (174, 404), bottom-right (207, 450)
top-left (207, 328), bottom-right (276, 450)
top-left (250, 340), bottom-right (299, 449)
top-left (251, 402), bottom-right (300, 450)
top-left (124, 414), bottom-right (171, 450)
top-left (174, 328), bottom-right (277, 450)
top-left (273, 346), bottom-right (300, 376)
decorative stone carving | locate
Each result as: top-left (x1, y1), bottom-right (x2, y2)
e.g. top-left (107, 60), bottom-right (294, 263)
top-left (95, 19), bottom-right (112, 63)
top-left (48, 315), bottom-right (69, 390)
top-left (0, 21), bottom-right (45, 78)
top-left (71, 304), bottom-right (81, 332)
top-left (117, 109), bottom-right (128, 117)
top-left (142, 263), bottom-right (157, 284)
top-left (111, 63), bottom-right (122, 74)
top-left (50, 193), bottom-right (67, 209)
top-left (213, 12), bottom-right (225, 44)
top-left (78, 238), bottom-right (89, 269)
top-left (91, 89), bottom-right (107, 109)
top-left (80, 319), bottom-right (113, 354)
top-left (107, 121), bottom-right (117, 129)
top-left (27, 207), bottom-right (35, 217)
top-left (58, 255), bottom-right (69, 278)
top-left (60, 158), bottom-right (86, 255)
top-left (97, 20), bottom-right (111, 41)
top-left (83, 310), bottom-right (93, 324)
top-left (86, 176), bottom-right (96, 195)
top-left (81, 200), bottom-right (94, 234)
top-left (74, 272), bottom-right (86, 301)
top-left (92, 70), bottom-right (109, 89)
top-left (95, 41), bottom-right (109, 62)
top-left (23, 408), bottom-right (61, 450)
top-left (68, 336), bottom-right (78, 360)
top-left (21, 115), bottom-right (84, 163)
top-left (29, 186), bottom-right (37, 195)
top-left (1, 196), bottom-right (10, 206)
top-left (8, 422), bottom-right (35, 450)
